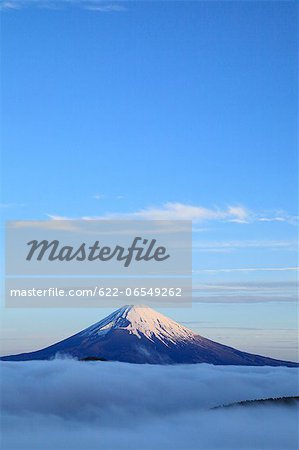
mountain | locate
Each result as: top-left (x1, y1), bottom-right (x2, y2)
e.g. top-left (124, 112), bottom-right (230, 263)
top-left (1, 305), bottom-right (298, 366)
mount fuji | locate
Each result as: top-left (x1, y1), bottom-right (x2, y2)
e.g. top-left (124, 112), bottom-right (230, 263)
top-left (1, 305), bottom-right (298, 366)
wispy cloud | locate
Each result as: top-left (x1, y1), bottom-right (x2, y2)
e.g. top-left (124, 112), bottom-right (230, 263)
top-left (193, 239), bottom-right (298, 253)
top-left (46, 202), bottom-right (297, 225)
top-left (191, 280), bottom-right (298, 303)
top-left (93, 193), bottom-right (105, 200)
top-left (0, 1), bottom-right (21, 9)
top-left (193, 267), bottom-right (299, 274)
top-left (83, 3), bottom-right (127, 12)
top-left (132, 203), bottom-right (249, 222)
top-left (192, 295), bottom-right (297, 303)
top-left (92, 193), bottom-right (125, 200)
top-left (257, 214), bottom-right (298, 225)
top-left (76, 202), bottom-right (251, 223)
top-left (0, 0), bottom-right (127, 12)
top-left (0, 202), bottom-right (25, 208)
top-left (193, 281), bottom-right (298, 291)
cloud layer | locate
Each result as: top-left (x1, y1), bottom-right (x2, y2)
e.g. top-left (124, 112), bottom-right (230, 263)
top-left (1, 360), bottom-right (298, 449)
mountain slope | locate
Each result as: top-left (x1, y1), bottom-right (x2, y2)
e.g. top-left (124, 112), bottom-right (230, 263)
top-left (1, 305), bottom-right (298, 366)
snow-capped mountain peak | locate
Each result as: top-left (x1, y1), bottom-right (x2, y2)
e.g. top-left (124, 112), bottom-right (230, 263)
top-left (82, 305), bottom-right (196, 346)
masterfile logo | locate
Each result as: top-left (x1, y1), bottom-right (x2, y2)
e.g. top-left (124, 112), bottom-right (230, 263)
top-left (25, 237), bottom-right (170, 267)
top-left (5, 220), bottom-right (192, 308)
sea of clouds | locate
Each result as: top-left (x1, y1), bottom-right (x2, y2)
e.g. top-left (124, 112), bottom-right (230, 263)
top-left (1, 359), bottom-right (298, 450)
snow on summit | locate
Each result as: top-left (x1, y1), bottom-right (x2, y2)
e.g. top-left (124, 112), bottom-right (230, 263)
top-left (83, 305), bottom-right (196, 345)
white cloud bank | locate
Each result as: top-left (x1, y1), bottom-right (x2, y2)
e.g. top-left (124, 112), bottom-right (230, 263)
top-left (1, 360), bottom-right (298, 450)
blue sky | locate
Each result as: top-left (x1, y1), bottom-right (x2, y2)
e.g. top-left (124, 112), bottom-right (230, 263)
top-left (0, 0), bottom-right (298, 360)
